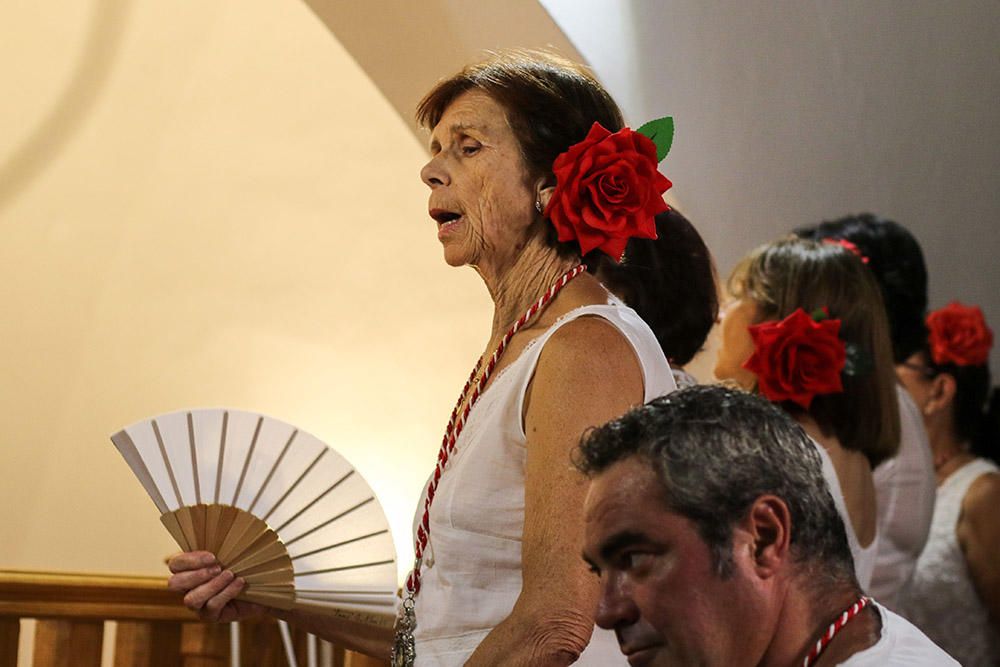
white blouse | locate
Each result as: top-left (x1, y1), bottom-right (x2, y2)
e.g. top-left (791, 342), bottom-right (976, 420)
top-left (410, 296), bottom-right (675, 666)
top-left (901, 458), bottom-right (1000, 666)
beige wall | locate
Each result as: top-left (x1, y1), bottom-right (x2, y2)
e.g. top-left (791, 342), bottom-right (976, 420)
top-left (1, 0), bottom-right (539, 580)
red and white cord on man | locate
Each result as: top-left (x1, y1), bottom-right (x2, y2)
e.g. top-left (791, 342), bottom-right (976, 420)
top-left (803, 596), bottom-right (870, 667)
top-left (404, 263), bottom-right (587, 596)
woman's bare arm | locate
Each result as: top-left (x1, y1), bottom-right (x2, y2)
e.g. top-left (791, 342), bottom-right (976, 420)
top-left (466, 317), bottom-right (645, 666)
top-left (958, 471), bottom-right (1000, 633)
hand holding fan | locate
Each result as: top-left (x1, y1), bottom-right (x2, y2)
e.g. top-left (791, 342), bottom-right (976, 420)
top-left (111, 409), bottom-right (397, 627)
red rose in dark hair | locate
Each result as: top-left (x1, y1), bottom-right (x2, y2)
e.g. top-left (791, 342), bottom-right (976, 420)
top-left (926, 302), bottom-right (993, 367)
top-left (743, 308), bottom-right (847, 410)
top-left (545, 122), bottom-right (671, 260)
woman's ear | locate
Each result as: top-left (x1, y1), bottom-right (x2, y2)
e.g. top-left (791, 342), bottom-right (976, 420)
top-left (535, 179), bottom-right (556, 214)
top-left (924, 372), bottom-right (958, 417)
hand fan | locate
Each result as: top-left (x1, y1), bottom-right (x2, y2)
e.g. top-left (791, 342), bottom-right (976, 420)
top-left (111, 408), bottom-right (397, 627)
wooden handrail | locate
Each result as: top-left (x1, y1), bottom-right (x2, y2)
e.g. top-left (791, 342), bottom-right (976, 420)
top-left (0, 569), bottom-right (387, 666)
top-left (0, 569), bottom-right (196, 622)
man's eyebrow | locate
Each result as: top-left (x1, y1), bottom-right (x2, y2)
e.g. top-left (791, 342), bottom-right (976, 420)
top-left (585, 530), bottom-right (649, 565)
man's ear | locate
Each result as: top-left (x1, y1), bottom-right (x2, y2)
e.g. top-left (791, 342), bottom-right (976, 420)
top-left (740, 495), bottom-right (792, 578)
top-left (924, 372), bottom-right (957, 417)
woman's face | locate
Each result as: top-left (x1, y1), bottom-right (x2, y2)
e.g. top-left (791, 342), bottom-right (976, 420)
top-left (896, 351), bottom-right (935, 414)
top-left (420, 90), bottom-right (538, 271)
top-left (714, 297), bottom-right (760, 389)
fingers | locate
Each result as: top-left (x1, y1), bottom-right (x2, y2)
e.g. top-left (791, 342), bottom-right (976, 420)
top-left (201, 574), bottom-right (246, 623)
top-left (167, 563), bottom-right (222, 594)
top-left (167, 551), bottom-right (217, 574)
top-left (181, 569), bottom-right (236, 614)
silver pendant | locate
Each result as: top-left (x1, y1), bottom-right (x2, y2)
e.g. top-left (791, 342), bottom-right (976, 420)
top-left (391, 595), bottom-right (416, 667)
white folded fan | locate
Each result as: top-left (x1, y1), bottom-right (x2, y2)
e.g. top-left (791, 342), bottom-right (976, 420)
top-left (111, 408), bottom-right (397, 627)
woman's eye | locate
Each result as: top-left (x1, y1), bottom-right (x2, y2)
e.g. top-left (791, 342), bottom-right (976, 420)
top-left (461, 143), bottom-right (481, 156)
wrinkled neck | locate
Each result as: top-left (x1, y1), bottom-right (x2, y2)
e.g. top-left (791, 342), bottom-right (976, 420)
top-left (476, 237), bottom-right (579, 339)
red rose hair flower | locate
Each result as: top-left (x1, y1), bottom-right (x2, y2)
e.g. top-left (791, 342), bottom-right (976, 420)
top-left (926, 302), bottom-right (993, 367)
top-left (545, 122), bottom-right (672, 260)
top-left (743, 308), bottom-right (847, 410)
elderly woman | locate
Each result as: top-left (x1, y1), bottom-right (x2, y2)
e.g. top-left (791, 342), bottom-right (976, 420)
top-left (166, 51), bottom-right (676, 665)
top-left (714, 237), bottom-right (900, 590)
top-left (897, 302), bottom-right (1000, 666)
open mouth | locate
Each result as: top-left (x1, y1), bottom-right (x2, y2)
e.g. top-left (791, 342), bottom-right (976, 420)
top-left (430, 208), bottom-right (463, 233)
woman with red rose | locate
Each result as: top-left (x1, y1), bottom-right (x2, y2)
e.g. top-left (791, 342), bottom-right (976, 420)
top-left (714, 237), bottom-right (900, 591)
top-left (165, 51), bottom-right (676, 666)
top-left (897, 302), bottom-right (1000, 666)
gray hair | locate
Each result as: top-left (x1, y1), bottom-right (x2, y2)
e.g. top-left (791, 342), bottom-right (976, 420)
top-left (575, 385), bottom-right (855, 580)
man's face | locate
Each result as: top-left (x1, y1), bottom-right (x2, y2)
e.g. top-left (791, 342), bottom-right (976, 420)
top-left (582, 457), bottom-right (765, 666)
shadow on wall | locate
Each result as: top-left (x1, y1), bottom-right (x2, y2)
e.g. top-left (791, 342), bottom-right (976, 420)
top-left (0, 0), bottom-right (131, 213)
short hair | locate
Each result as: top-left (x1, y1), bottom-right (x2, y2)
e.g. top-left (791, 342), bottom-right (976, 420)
top-left (728, 237), bottom-right (900, 468)
top-left (575, 385), bottom-right (855, 580)
top-left (417, 49), bottom-right (624, 260)
top-left (597, 208), bottom-right (719, 366)
top-left (794, 214), bottom-right (928, 364)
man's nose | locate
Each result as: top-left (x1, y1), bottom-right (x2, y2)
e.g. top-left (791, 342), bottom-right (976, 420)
top-left (594, 575), bottom-right (639, 629)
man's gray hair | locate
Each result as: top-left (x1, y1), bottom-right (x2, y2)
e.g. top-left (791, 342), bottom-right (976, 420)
top-left (575, 385), bottom-right (855, 580)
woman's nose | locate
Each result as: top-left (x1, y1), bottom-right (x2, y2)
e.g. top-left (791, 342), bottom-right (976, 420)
top-left (421, 155), bottom-right (449, 188)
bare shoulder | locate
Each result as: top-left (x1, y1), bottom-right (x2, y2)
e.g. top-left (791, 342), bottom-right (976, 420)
top-left (963, 471), bottom-right (1000, 524)
top-left (537, 314), bottom-right (639, 374)
top-left (525, 315), bottom-right (644, 430)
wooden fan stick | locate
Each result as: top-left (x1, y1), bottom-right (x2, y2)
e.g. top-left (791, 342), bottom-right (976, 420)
top-left (273, 471), bottom-right (355, 534)
top-left (186, 412), bottom-right (202, 505)
top-left (213, 411), bottom-right (228, 504)
top-left (283, 497), bottom-right (375, 548)
top-left (231, 416), bottom-right (265, 506)
top-left (262, 448), bottom-right (329, 524)
top-left (290, 529), bottom-right (390, 561)
top-left (151, 420), bottom-right (184, 508)
top-left (247, 429), bottom-right (299, 514)
top-left (161, 505), bottom-right (294, 591)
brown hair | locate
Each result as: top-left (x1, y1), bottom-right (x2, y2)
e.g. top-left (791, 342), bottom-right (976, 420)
top-left (728, 237), bottom-right (900, 467)
top-left (417, 50), bottom-right (625, 259)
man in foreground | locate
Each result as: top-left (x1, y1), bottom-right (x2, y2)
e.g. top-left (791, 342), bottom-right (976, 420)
top-left (577, 385), bottom-right (954, 666)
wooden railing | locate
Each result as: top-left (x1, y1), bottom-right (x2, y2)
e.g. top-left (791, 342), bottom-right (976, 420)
top-left (0, 570), bottom-right (386, 667)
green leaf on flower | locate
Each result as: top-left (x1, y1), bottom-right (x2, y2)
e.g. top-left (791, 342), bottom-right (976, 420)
top-left (810, 308), bottom-right (829, 322)
top-left (636, 116), bottom-right (674, 162)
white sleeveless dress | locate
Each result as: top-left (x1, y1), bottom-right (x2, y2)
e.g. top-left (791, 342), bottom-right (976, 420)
top-left (409, 296), bottom-right (675, 666)
top-left (901, 458), bottom-right (1000, 667)
top-left (869, 387), bottom-right (935, 608)
top-left (810, 438), bottom-right (878, 590)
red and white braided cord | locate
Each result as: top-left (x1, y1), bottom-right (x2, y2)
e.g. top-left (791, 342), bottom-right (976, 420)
top-left (404, 263), bottom-right (586, 595)
top-left (802, 596), bottom-right (870, 667)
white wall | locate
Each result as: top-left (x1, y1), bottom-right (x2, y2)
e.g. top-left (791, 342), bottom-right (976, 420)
top-left (542, 0), bottom-right (1000, 368)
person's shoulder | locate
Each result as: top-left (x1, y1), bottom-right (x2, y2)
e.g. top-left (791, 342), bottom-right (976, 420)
top-left (962, 467), bottom-right (1000, 524)
top-left (537, 314), bottom-right (635, 372)
top-left (844, 603), bottom-right (959, 666)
